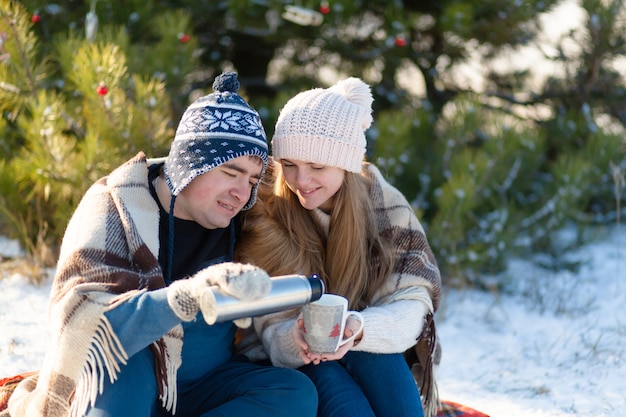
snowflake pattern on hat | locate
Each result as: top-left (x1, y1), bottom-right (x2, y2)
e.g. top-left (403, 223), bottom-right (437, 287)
top-left (175, 105), bottom-right (266, 143)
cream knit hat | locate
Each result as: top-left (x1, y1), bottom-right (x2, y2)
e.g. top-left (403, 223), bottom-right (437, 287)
top-left (272, 77), bottom-right (373, 173)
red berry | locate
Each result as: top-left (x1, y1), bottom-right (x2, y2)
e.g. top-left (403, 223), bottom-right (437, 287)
top-left (319, 3), bottom-right (330, 14)
top-left (96, 84), bottom-right (108, 96)
top-left (178, 33), bottom-right (190, 43)
top-left (31, 14), bottom-right (41, 23)
top-left (395, 36), bottom-right (407, 47)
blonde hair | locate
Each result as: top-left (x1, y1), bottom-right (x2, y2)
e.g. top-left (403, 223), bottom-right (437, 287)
top-left (236, 161), bottom-right (395, 310)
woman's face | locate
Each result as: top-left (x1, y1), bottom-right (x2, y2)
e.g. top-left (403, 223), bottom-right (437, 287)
top-left (280, 159), bottom-right (345, 213)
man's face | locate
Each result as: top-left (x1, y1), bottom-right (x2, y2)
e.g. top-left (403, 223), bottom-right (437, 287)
top-left (174, 156), bottom-right (264, 229)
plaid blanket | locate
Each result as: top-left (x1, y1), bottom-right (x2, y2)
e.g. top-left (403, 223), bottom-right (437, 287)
top-left (436, 400), bottom-right (490, 417)
top-left (0, 373), bottom-right (37, 412)
top-left (0, 154), bottom-right (181, 417)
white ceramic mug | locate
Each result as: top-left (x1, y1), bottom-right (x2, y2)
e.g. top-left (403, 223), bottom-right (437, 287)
top-left (301, 294), bottom-right (364, 353)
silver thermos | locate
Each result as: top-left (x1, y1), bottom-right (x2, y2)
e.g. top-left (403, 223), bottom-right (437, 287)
top-left (203, 274), bottom-right (324, 324)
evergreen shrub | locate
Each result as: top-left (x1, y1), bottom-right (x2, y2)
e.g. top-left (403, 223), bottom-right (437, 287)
top-left (371, 93), bottom-right (626, 288)
top-left (0, 0), bottom-right (193, 264)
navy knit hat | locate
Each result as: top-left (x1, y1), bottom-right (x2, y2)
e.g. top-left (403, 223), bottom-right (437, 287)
top-left (164, 72), bottom-right (269, 210)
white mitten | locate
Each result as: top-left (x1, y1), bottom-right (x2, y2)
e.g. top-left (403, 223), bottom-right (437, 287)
top-left (167, 262), bottom-right (271, 325)
top-left (197, 262), bottom-right (271, 301)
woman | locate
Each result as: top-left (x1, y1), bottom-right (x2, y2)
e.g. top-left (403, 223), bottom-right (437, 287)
top-left (236, 77), bottom-right (442, 417)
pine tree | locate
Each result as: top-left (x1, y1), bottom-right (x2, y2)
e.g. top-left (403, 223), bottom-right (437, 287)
top-left (2, 0), bottom-right (625, 286)
top-left (0, 0), bottom-right (195, 264)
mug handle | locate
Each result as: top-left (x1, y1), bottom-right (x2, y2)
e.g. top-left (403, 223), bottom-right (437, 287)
top-left (338, 311), bottom-right (365, 347)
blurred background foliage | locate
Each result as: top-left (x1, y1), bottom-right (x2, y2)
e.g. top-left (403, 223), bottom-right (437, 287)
top-left (0, 0), bottom-right (624, 289)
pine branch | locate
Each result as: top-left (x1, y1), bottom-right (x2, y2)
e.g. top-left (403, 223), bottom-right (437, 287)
top-left (2, 2), bottom-right (38, 98)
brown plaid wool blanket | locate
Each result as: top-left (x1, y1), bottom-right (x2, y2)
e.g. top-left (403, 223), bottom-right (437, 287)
top-left (0, 372), bottom-right (37, 412)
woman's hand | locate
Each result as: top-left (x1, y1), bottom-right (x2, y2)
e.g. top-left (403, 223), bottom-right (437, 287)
top-left (292, 314), bottom-right (363, 364)
top-left (292, 313), bottom-right (338, 365)
top-left (292, 313), bottom-right (317, 364)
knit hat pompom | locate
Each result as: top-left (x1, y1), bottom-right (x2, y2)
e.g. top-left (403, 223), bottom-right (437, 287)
top-left (328, 77), bottom-right (373, 131)
top-left (213, 71), bottom-right (240, 93)
top-left (272, 77), bottom-right (373, 173)
top-left (164, 71), bottom-right (268, 210)
top-left (328, 77), bottom-right (373, 123)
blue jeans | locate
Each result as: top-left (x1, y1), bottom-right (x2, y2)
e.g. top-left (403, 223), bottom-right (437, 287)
top-left (86, 348), bottom-right (318, 417)
top-left (299, 351), bottom-right (424, 417)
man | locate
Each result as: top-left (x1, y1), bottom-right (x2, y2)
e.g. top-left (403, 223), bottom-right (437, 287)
top-left (3, 72), bottom-right (317, 417)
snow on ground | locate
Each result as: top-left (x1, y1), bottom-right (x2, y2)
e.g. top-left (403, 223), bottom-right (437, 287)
top-left (436, 226), bottom-right (625, 416)
top-left (1, 227), bottom-right (625, 416)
